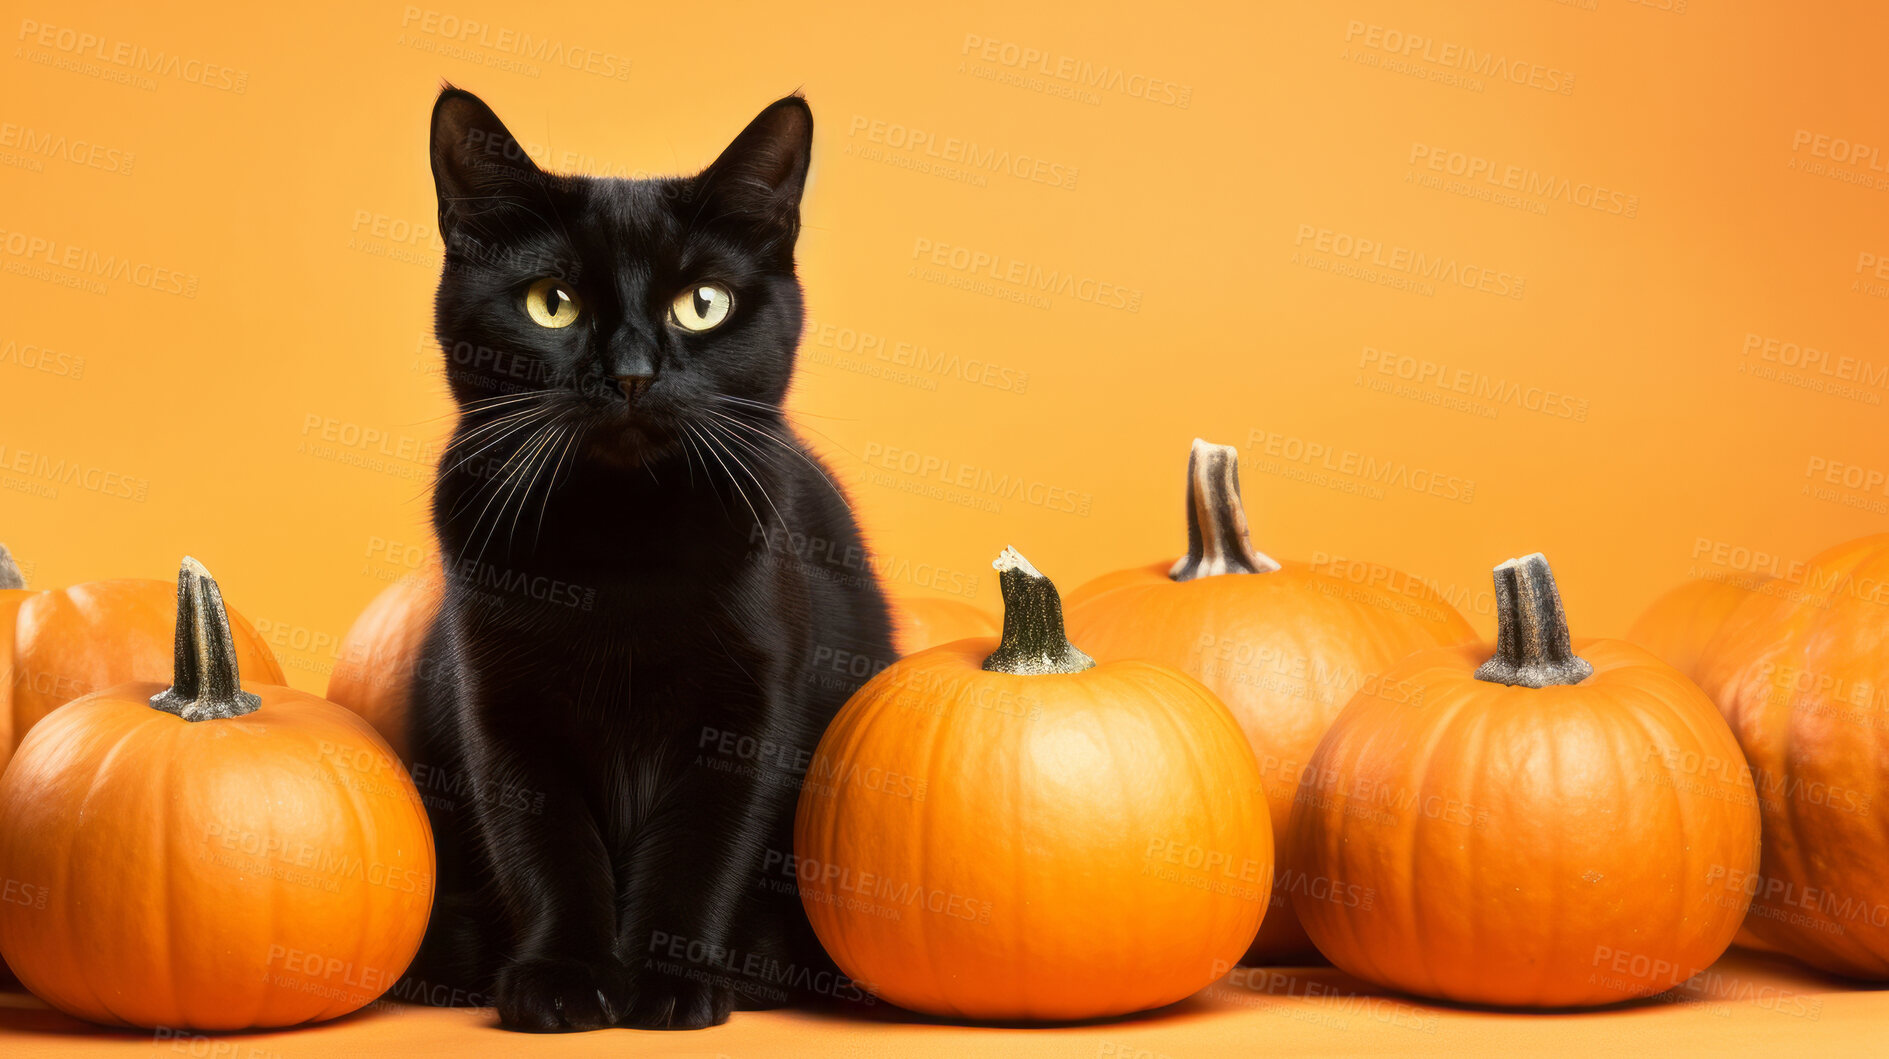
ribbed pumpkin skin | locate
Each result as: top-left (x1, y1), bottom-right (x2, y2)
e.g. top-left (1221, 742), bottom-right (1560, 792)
top-left (1, 578), bottom-right (284, 772)
top-left (0, 682), bottom-right (435, 1029)
top-left (1291, 638), bottom-right (1760, 1007)
top-left (327, 569), bottom-right (445, 761)
top-left (794, 640), bottom-right (1270, 1021)
top-left (1694, 534), bottom-right (1889, 979)
top-left (1065, 560), bottom-right (1473, 962)
top-left (889, 597), bottom-right (999, 656)
top-left (1626, 577), bottom-right (1772, 679)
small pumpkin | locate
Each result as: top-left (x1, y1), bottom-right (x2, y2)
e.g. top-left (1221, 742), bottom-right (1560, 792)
top-left (1626, 576), bottom-right (1774, 680)
top-left (0, 559), bottom-right (435, 1030)
top-left (328, 565), bottom-right (446, 761)
top-left (1695, 534), bottom-right (1889, 979)
top-left (889, 596), bottom-right (998, 655)
top-left (1290, 553), bottom-right (1761, 1008)
top-left (1063, 439), bottom-right (1474, 963)
top-left (0, 544), bottom-right (284, 775)
top-left (795, 547), bottom-right (1270, 1021)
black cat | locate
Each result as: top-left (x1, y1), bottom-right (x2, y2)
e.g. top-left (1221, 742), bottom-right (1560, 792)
top-left (403, 86), bottom-right (894, 1032)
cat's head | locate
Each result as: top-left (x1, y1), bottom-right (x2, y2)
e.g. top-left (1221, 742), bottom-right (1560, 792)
top-left (427, 86), bottom-right (812, 468)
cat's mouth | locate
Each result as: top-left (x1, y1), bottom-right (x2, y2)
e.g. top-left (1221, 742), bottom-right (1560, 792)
top-left (565, 394), bottom-right (685, 469)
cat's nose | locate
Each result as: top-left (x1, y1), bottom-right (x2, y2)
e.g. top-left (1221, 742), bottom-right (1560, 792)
top-left (616, 374), bottom-right (654, 403)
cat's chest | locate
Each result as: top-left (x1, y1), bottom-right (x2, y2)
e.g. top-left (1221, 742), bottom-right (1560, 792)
top-left (453, 555), bottom-right (769, 703)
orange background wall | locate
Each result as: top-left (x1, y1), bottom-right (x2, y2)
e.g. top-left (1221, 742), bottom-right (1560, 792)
top-left (2, 0), bottom-right (1885, 692)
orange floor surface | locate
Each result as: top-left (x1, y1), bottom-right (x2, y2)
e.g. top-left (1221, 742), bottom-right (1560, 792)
top-left (0, 950), bottom-right (1881, 1058)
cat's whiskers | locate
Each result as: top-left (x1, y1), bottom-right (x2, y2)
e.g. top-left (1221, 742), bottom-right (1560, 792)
top-left (505, 424), bottom-right (572, 555)
top-left (457, 389), bottom-right (561, 414)
top-left (488, 424), bottom-right (567, 558)
top-left (698, 406), bottom-right (852, 514)
top-left (683, 421), bottom-right (772, 545)
top-left (530, 428), bottom-right (583, 549)
top-left (694, 419), bottom-right (792, 543)
top-left (412, 389), bottom-right (560, 426)
top-left (427, 407), bottom-right (558, 501)
top-left (709, 394), bottom-right (858, 457)
top-left (446, 407), bottom-right (550, 455)
top-left (446, 417), bottom-right (555, 527)
top-left (466, 422), bottom-right (562, 569)
top-left (405, 404), bottom-right (555, 506)
top-left (711, 393), bottom-right (847, 418)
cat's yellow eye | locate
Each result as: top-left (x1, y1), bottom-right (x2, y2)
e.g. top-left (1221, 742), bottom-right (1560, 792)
top-left (525, 278), bottom-right (582, 329)
top-left (670, 283), bottom-right (733, 333)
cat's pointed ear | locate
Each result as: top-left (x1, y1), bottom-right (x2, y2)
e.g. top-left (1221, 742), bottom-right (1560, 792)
top-left (429, 86), bottom-right (544, 241)
top-left (697, 95), bottom-right (813, 238)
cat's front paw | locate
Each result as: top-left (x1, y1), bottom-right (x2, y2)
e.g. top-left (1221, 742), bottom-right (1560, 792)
top-left (494, 956), bottom-right (634, 1032)
top-left (623, 973), bottom-right (736, 1030)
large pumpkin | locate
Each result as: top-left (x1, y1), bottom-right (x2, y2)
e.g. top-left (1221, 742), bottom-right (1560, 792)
top-left (0, 544), bottom-right (283, 775)
top-left (889, 596), bottom-right (998, 655)
top-left (1626, 576), bottom-right (1773, 680)
top-left (795, 548), bottom-right (1270, 1020)
top-left (1694, 534), bottom-right (1889, 979)
top-left (0, 559), bottom-right (434, 1030)
top-left (1063, 439), bottom-right (1474, 963)
top-left (328, 565), bottom-right (445, 761)
top-left (1291, 553), bottom-right (1761, 1007)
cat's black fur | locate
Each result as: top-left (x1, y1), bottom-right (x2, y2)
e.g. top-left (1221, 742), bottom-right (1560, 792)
top-left (402, 86), bottom-right (894, 1032)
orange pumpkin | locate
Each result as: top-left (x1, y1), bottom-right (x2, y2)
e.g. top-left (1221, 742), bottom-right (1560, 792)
top-left (0, 559), bottom-right (435, 1030)
top-left (1626, 576), bottom-right (1774, 679)
top-left (889, 596), bottom-right (998, 655)
top-left (1291, 553), bottom-right (1760, 1007)
top-left (328, 565), bottom-right (445, 761)
top-left (1695, 534), bottom-right (1889, 979)
top-left (1063, 439), bottom-right (1474, 963)
top-left (0, 544), bottom-right (283, 775)
top-left (1628, 575), bottom-right (1791, 955)
top-left (795, 548), bottom-right (1270, 1020)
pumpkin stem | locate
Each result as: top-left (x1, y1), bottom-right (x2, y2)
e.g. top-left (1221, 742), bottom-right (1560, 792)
top-left (149, 557), bottom-right (263, 721)
top-left (982, 547), bottom-right (1096, 675)
top-left (1169, 438), bottom-right (1280, 581)
top-left (1474, 553), bottom-right (1593, 688)
top-left (0, 543), bottom-right (22, 590)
